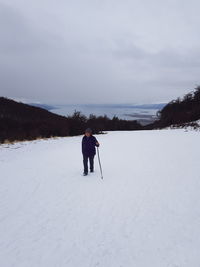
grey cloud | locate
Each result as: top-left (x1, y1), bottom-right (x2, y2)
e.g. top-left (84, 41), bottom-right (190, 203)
top-left (0, 0), bottom-right (200, 104)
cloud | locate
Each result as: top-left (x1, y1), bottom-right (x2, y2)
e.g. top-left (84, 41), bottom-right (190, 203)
top-left (0, 0), bottom-right (200, 104)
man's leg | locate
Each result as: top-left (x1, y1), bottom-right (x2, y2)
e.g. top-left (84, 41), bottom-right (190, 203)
top-left (89, 156), bottom-right (94, 172)
top-left (83, 155), bottom-right (88, 174)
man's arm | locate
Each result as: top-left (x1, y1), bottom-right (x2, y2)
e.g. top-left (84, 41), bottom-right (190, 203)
top-left (94, 137), bottom-right (100, 147)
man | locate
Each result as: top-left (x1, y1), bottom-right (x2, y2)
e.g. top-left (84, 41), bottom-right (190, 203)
top-left (82, 128), bottom-right (100, 176)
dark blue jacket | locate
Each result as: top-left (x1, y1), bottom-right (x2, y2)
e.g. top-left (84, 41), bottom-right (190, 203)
top-left (82, 135), bottom-right (99, 157)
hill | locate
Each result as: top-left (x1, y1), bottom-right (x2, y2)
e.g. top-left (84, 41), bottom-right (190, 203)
top-left (0, 97), bottom-right (70, 143)
top-left (151, 86), bottom-right (200, 129)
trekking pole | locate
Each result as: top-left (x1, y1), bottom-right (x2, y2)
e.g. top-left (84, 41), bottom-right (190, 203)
top-left (97, 147), bottom-right (103, 179)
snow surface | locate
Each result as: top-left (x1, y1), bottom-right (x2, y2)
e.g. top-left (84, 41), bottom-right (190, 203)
top-left (0, 130), bottom-right (200, 267)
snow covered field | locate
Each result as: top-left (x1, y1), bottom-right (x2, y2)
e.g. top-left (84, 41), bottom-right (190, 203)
top-left (0, 130), bottom-right (200, 267)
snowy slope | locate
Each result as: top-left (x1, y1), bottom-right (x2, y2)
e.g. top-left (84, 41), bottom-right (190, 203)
top-left (0, 130), bottom-right (200, 267)
top-left (169, 119), bottom-right (200, 131)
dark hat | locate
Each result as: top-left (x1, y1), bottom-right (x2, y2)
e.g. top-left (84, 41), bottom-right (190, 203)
top-left (85, 128), bottom-right (92, 133)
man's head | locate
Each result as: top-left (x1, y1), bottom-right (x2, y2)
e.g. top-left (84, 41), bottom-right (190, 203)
top-left (85, 128), bottom-right (92, 137)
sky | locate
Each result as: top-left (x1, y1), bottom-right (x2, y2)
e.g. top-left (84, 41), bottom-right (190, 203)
top-left (0, 0), bottom-right (200, 104)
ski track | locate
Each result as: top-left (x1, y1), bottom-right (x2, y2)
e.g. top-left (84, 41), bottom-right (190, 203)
top-left (0, 130), bottom-right (200, 267)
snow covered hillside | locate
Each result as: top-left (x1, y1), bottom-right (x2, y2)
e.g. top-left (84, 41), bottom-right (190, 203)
top-left (0, 130), bottom-right (200, 267)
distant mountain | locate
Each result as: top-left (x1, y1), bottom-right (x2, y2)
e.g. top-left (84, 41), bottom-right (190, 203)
top-left (29, 103), bottom-right (56, 111)
top-left (130, 103), bottom-right (166, 110)
top-left (77, 103), bottom-right (167, 110)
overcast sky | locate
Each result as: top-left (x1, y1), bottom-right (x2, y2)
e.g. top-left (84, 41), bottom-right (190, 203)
top-left (1, 0), bottom-right (200, 104)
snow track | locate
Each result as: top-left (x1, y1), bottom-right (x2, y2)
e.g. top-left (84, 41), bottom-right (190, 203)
top-left (0, 130), bottom-right (200, 267)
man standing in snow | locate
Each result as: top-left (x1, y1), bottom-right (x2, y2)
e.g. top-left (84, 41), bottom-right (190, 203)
top-left (82, 128), bottom-right (100, 176)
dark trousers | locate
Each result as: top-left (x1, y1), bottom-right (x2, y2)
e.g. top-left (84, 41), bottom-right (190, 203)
top-left (83, 155), bottom-right (94, 174)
